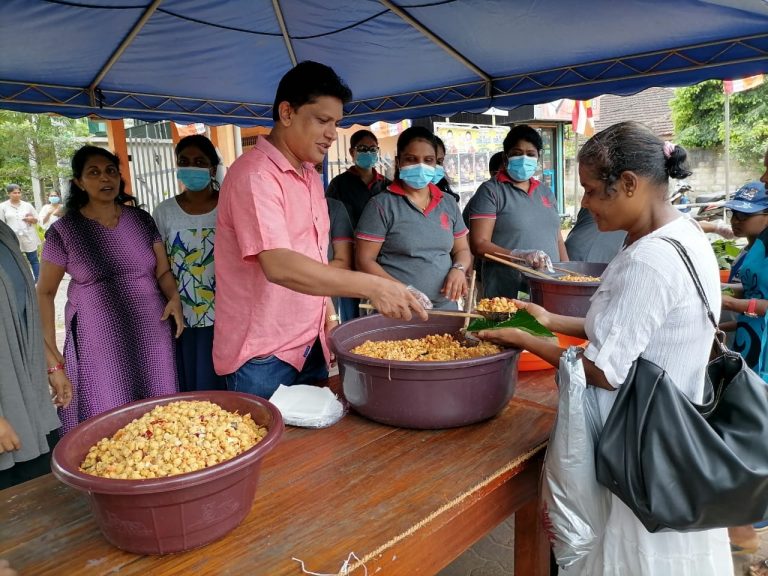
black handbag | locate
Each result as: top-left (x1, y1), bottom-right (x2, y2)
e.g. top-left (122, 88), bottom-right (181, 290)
top-left (595, 236), bottom-right (768, 532)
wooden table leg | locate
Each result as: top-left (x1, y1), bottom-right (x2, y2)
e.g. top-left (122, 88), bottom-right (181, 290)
top-left (514, 456), bottom-right (550, 576)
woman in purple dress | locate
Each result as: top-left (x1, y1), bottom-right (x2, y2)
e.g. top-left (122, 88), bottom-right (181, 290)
top-left (36, 146), bottom-right (182, 435)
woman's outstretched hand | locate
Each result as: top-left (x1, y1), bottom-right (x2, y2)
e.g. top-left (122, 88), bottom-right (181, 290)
top-left (476, 327), bottom-right (529, 348)
top-left (476, 300), bottom-right (554, 349)
top-left (511, 299), bottom-right (550, 326)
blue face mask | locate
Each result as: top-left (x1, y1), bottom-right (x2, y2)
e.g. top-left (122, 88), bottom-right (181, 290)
top-left (177, 167), bottom-right (211, 191)
top-left (506, 155), bottom-right (538, 182)
top-left (49, 196), bottom-right (61, 204)
top-left (431, 165), bottom-right (445, 184)
top-left (355, 151), bottom-right (378, 170)
top-left (399, 163), bottom-right (436, 189)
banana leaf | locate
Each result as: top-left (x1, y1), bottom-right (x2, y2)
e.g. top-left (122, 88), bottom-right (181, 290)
top-left (466, 310), bottom-right (554, 338)
top-left (710, 239), bottom-right (741, 270)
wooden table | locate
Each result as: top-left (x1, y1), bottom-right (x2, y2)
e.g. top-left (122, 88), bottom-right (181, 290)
top-left (0, 370), bottom-right (557, 576)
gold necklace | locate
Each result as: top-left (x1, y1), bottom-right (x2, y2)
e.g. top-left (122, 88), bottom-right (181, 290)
top-left (408, 192), bottom-right (432, 212)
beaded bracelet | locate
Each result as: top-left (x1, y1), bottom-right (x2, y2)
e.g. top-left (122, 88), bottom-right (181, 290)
top-left (47, 363), bottom-right (65, 375)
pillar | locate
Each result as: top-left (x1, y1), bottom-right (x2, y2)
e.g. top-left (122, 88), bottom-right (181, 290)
top-left (106, 119), bottom-right (132, 195)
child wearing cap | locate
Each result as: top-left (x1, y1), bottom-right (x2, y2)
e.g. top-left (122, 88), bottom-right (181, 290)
top-left (720, 180), bottom-right (768, 561)
top-left (721, 180), bottom-right (768, 327)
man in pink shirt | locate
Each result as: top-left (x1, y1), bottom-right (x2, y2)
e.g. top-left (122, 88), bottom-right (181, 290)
top-left (214, 61), bottom-right (427, 398)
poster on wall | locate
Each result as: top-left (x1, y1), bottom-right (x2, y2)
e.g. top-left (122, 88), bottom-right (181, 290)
top-left (434, 122), bottom-right (509, 204)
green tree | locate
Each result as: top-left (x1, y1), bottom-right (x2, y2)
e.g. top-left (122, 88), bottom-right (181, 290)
top-left (0, 111), bottom-right (89, 203)
top-left (670, 79), bottom-right (768, 170)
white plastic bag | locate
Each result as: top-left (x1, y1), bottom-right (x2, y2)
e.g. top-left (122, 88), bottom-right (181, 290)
top-left (269, 385), bottom-right (346, 428)
top-left (541, 346), bottom-right (610, 568)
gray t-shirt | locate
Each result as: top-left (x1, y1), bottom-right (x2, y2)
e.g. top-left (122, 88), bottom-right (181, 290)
top-left (327, 198), bottom-right (354, 317)
top-left (469, 174), bottom-right (560, 298)
top-left (356, 183), bottom-right (467, 310)
top-left (0, 240), bottom-right (27, 324)
top-left (565, 208), bottom-right (626, 264)
top-left (0, 220), bottom-right (60, 470)
top-left (327, 198), bottom-right (353, 261)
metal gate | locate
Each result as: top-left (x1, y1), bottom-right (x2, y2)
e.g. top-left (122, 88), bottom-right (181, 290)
top-left (126, 125), bottom-right (178, 214)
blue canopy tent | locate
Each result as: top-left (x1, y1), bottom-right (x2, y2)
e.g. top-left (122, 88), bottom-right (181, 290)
top-left (0, 0), bottom-right (767, 126)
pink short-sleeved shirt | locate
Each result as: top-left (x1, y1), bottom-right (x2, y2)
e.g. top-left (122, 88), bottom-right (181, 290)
top-left (213, 136), bottom-right (330, 375)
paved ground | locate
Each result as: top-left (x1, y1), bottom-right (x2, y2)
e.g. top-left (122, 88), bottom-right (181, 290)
top-left (734, 534), bottom-right (768, 576)
top-left (438, 518), bottom-right (768, 575)
top-left (439, 517), bottom-right (515, 576)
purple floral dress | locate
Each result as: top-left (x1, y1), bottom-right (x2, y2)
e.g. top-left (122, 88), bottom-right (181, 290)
top-left (43, 207), bottom-right (178, 434)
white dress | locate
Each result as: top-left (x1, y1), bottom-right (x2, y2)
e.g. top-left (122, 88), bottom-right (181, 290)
top-left (38, 203), bottom-right (60, 230)
top-left (568, 216), bottom-right (733, 576)
top-left (0, 200), bottom-right (39, 252)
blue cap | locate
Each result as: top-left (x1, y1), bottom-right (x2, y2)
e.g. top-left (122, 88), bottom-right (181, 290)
top-left (723, 181), bottom-right (768, 214)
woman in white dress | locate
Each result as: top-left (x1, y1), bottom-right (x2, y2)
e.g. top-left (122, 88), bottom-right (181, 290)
top-left (478, 121), bottom-right (733, 576)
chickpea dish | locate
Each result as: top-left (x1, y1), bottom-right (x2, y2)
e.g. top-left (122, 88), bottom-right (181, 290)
top-left (351, 333), bottom-right (501, 361)
top-left (476, 297), bottom-right (519, 313)
top-left (80, 400), bottom-right (268, 479)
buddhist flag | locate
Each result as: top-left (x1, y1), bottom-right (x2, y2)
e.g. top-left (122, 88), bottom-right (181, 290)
top-left (174, 122), bottom-right (206, 137)
top-left (572, 100), bottom-right (595, 136)
top-left (724, 75), bottom-right (764, 95)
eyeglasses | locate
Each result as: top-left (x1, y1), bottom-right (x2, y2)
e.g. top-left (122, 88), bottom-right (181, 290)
top-left (354, 145), bottom-right (379, 154)
top-left (727, 209), bottom-right (768, 221)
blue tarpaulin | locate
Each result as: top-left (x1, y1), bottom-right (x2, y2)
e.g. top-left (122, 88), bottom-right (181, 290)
top-left (1, 0), bottom-right (767, 125)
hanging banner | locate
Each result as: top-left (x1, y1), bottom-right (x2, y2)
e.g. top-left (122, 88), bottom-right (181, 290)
top-left (174, 122), bottom-right (207, 137)
top-left (571, 100), bottom-right (595, 136)
top-left (368, 120), bottom-right (412, 138)
top-left (723, 75), bottom-right (764, 94)
top-left (533, 99), bottom-right (601, 123)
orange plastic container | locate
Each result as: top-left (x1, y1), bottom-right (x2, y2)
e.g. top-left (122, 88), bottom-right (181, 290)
top-left (51, 391), bottom-right (284, 554)
top-left (518, 333), bottom-right (588, 371)
top-left (719, 269), bottom-right (731, 283)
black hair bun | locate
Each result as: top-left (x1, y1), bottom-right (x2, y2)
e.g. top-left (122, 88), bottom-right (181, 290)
top-left (665, 145), bottom-right (692, 180)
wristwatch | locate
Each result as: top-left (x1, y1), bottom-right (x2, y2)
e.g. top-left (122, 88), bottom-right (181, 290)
top-left (451, 262), bottom-right (466, 272)
top-left (745, 299), bottom-right (759, 318)
top-left (326, 314), bottom-right (340, 323)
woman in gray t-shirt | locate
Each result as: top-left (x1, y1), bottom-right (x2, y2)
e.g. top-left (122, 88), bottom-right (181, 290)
top-left (356, 127), bottom-right (472, 310)
top-left (469, 125), bottom-right (568, 298)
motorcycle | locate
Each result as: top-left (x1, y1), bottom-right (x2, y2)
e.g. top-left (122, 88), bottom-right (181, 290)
top-left (670, 184), bottom-right (693, 214)
top-left (692, 191), bottom-right (726, 222)
top-left (671, 183), bottom-right (726, 221)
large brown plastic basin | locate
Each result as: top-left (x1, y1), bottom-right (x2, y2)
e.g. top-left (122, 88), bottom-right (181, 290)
top-left (329, 314), bottom-right (521, 429)
top-left (51, 391), bottom-right (284, 555)
top-left (527, 262), bottom-right (607, 317)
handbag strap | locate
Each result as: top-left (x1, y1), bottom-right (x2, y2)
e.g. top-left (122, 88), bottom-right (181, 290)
top-left (759, 313), bottom-right (768, 378)
top-left (660, 237), bottom-right (726, 352)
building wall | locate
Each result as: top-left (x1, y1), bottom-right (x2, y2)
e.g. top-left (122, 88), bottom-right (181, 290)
top-left (683, 148), bottom-right (757, 196)
top-left (561, 146), bottom-right (758, 218)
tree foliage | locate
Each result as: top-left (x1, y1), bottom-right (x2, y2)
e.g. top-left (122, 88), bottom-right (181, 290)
top-left (671, 79), bottom-right (768, 170)
top-left (0, 111), bottom-right (89, 198)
